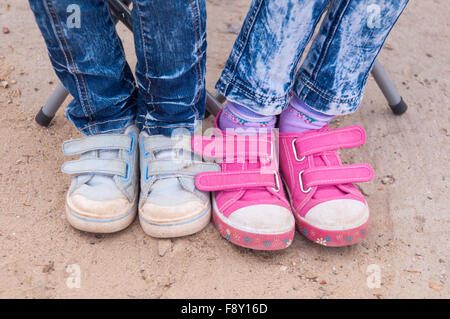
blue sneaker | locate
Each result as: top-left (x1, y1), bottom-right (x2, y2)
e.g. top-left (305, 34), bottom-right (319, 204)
top-left (62, 125), bottom-right (139, 233)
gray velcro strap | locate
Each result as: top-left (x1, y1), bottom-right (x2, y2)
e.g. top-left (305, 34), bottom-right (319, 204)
top-left (62, 134), bottom-right (132, 155)
top-left (61, 158), bottom-right (128, 177)
top-left (147, 160), bottom-right (219, 178)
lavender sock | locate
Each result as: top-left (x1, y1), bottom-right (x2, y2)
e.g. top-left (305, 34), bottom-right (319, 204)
top-left (279, 95), bottom-right (334, 133)
top-left (219, 101), bottom-right (276, 133)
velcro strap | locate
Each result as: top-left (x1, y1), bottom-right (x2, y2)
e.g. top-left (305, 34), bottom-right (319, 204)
top-left (143, 135), bottom-right (192, 155)
top-left (61, 158), bottom-right (128, 177)
top-left (195, 170), bottom-right (277, 192)
top-left (191, 134), bottom-right (273, 161)
top-left (293, 126), bottom-right (366, 158)
top-left (302, 164), bottom-right (374, 188)
top-left (146, 160), bottom-right (220, 178)
top-left (62, 134), bottom-right (132, 155)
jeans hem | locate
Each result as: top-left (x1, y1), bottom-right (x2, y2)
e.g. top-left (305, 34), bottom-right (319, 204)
top-left (74, 116), bottom-right (135, 136)
top-left (136, 121), bottom-right (197, 137)
top-left (293, 71), bottom-right (362, 116)
top-left (215, 71), bottom-right (290, 116)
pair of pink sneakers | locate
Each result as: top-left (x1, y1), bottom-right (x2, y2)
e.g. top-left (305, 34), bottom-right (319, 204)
top-left (192, 112), bottom-right (374, 249)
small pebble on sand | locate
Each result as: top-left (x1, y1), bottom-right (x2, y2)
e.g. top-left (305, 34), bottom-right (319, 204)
top-left (381, 175), bottom-right (395, 185)
top-left (158, 239), bottom-right (172, 257)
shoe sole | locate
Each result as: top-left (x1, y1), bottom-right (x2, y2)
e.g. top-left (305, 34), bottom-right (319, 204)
top-left (139, 204), bottom-right (211, 238)
top-left (212, 199), bottom-right (295, 251)
top-left (296, 215), bottom-right (369, 247)
top-left (65, 201), bottom-right (137, 234)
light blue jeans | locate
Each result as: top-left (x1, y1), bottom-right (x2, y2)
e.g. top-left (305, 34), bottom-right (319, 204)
top-left (29, 0), bottom-right (408, 136)
top-left (217, 0), bottom-right (409, 116)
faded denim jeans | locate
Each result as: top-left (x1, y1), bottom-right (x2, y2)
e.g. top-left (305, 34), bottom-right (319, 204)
top-left (29, 0), bottom-right (206, 136)
top-left (217, 0), bottom-right (409, 116)
top-left (29, 0), bottom-right (408, 136)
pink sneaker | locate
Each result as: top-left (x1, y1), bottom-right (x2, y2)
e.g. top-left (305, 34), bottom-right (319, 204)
top-left (279, 125), bottom-right (374, 247)
top-left (192, 114), bottom-right (295, 250)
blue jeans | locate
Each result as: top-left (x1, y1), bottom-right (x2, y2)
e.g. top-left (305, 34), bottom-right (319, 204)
top-left (29, 0), bottom-right (206, 136)
top-left (217, 0), bottom-right (409, 116)
top-left (30, 0), bottom-right (407, 136)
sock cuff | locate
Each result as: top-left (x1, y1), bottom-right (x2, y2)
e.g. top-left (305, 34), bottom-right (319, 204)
top-left (219, 101), bottom-right (277, 130)
top-left (289, 95), bottom-right (334, 122)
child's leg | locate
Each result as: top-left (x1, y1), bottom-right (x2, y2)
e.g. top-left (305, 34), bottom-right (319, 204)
top-left (130, 1), bottom-right (214, 238)
top-left (216, 0), bottom-right (331, 134)
top-left (29, 0), bottom-right (137, 135)
top-left (132, 0), bottom-right (207, 137)
top-left (279, 0), bottom-right (409, 134)
top-left (216, 0), bottom-right (329, 117)
top-left (292, 0), bottom-right (409, 117)
top-left (30, 1), bottom-right (139, 233)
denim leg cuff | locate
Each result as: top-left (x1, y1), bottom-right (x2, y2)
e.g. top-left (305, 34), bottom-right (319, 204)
top-left (293, 70), bottom-right (364, 116)
top-left (215, 71), bottom-right (290, 116)
top-left (72, 116), bottom-right (136, 136)
top-left (136, 121), bottom-right (196, 137)
top-left (74, 117), bottom-right (135, 136)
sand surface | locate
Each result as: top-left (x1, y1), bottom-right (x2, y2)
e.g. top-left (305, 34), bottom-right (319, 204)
top-left (0, 0), bottom-right (448, 298)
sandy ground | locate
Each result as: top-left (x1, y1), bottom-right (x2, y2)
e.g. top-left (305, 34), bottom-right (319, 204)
top-left (0, 0), bottom-right (448, 299)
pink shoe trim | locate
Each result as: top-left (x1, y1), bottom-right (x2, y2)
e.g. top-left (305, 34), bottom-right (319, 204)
top-left (296, 215), bottom-right (369, 247)
top-left (213, 209), bottom-right (295, 250)
top-left (302, 164), bottom-right (374, 189)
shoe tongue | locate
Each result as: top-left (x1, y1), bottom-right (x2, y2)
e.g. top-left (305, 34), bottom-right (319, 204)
top-left (154, 149), bottom-right (174, 160)
top-left (149, 148), bottom-right (195, 199)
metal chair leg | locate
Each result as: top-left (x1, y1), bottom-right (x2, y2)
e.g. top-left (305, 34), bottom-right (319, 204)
top-left (371, 59), bottom-right (407, 115)
top-left (205, 91), bottom-right (225, 117)
top-left (35, 83), bottom-right (69, 127)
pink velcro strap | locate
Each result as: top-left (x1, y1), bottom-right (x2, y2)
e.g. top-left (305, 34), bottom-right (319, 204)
top-left (294, 126), bottom-right (366, 157)
top-left (302, 164), bottom-right (374, 188)
top-left (195, 170), bottom-right (277, 191)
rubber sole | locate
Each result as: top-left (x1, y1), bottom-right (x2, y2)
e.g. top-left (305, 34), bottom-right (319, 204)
top-left (212, 200), bottom-right (295, 251)
top-left (295, 215), bottom-right (369, 247)
top-left (139, 204), bottom-right (211, 238)
top-left (65, 201), bottom-right (137, 234)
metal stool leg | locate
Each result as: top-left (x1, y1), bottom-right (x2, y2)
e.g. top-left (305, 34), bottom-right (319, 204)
top-left (35, 83), bottom-right (69, 127)
top-left (371, 59), bottom-right (407, 115)
top-left (205, 91), bottom-right (225, 117)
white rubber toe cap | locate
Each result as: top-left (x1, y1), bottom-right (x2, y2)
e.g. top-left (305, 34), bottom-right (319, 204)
top-left (140, 199), bottom-right (208, 224)
top-left (304, 199), bottom-right (369, 231)
top-left (226, 204), bottom-right (295, 234)
top-left (67, 193), bottom-right (132, 220)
